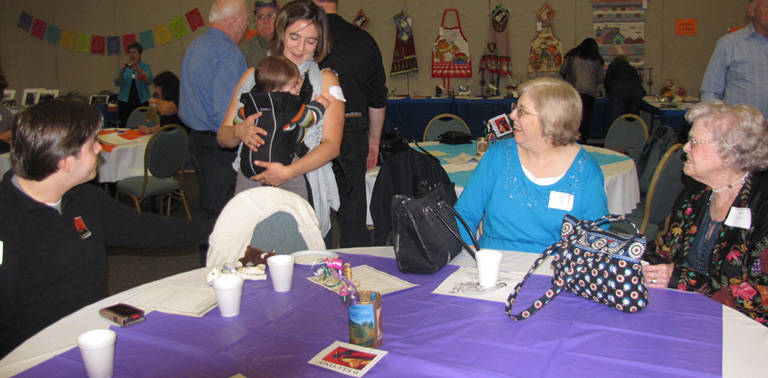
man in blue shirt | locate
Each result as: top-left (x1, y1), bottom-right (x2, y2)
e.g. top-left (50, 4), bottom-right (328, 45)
top-left (700, 0), bottom-right (768, 117)
top-left (180, 0), bottom-right (248, 246)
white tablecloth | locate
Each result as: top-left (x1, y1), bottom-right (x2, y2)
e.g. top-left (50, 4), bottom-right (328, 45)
top-left (365, 144), bottom-right (640, 225)
top-left (97, 129), bottom-right (152, 183)
top-left (1, 247), bottom-right (766, 378)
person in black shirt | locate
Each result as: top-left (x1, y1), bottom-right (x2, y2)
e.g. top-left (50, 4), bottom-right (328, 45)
top-left (315, 0), bottom-right (388, 247)
top-left (0, 100), bottom-right (213, 359)
top-left (604, 55), bottom-right (646, 124)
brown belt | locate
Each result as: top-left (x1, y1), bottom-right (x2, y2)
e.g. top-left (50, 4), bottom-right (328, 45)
top-left (345, 112), bottom-right (363, 118)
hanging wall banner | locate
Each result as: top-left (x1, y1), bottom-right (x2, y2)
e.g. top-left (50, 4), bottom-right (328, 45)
top-left (186, 9), bottom-right (205, 32)
top-left (16, 9), bottom-right (205, 56)
top-left (592, 0), bottom-right (646, 69)
top-left (45, 25), bottom-right (61, 44)
top-left (76, 34), bottom-right (91, 54)
top-left (107, 36), bottom-right (120, 55)
top-left (139, 30), bottom-right (156, 49)
top-left (91, 36), bottom-right (105, 55)
top-left (18, 12), bottom-right (33, 31)
top-left (61, 30), bottom-right (75, 50)
top-left (170, 17), bottom-right (191, 39)
top-left (31, 19), bottom-right (47, 40)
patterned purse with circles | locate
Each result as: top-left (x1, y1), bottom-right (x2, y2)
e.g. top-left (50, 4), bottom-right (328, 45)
top-left (506, 214), bottom-right (649, 321)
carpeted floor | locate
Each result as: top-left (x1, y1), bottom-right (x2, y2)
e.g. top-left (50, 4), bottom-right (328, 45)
top-left (105, 173), bottom-right (202, 295)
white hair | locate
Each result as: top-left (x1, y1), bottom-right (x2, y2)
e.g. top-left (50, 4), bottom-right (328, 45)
top-left (209, 0), bottom-right (245, 24)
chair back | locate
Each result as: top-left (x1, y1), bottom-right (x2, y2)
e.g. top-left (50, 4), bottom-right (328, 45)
top-left (206, 187), bottom-right (326, 266)
top-left (126, 106), bottom-right (159, 129)
top-left (639, 143), bottom-right (685, 233)
top-left (604, 114), bottom-right (649, 162)
top-left (145, 125), bottom-right (189, 179)
top-left (423, 114), bottom-right (470, 142)
top-left (637, 125), bottom-right (678, 196)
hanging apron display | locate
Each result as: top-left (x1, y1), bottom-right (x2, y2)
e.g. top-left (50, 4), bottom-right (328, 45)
top-left (432, 9), bottom-right (472, 89)
top-left (528, 25), bottom-right (563, 74)
top-left (391, 11), bottom-right (418, 76)
top-left (479, 5), bottom-right (512, 96)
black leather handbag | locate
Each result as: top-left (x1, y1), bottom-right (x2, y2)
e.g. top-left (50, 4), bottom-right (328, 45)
top-left (390, 182), bottom-right (478, 274)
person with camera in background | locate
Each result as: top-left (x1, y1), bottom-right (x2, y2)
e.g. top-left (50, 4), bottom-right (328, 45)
top-left (114, 42), bottom-right (153, 128)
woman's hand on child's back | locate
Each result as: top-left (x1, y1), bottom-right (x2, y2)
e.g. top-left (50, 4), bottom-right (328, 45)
top-left (250, 161), bottom-right (295, 187)
top-left (236, 112), bottom-right (268, 151)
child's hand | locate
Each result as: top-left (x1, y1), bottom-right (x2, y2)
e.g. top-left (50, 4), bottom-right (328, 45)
top-left (315, 94), bottom-right (331, 109)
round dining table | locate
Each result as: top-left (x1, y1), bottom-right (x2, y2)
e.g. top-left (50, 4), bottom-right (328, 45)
top-left (365, 142), bottom-right (640, 225)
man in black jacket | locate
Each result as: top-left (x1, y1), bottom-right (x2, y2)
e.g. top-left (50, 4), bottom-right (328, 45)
top-left (0, 100), bottom-right (213, 359)
top-left (315, 0), bottom-right (387, 247)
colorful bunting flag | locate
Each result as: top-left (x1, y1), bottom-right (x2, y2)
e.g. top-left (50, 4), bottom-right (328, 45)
top-left (122, 34), bottom-right (137, 53)
top-left (17, 11), bottom-right (33, 31)
top-left (61, 30), bottom-right (75, 50)
top-left (18, 8), bottom-right (205, 55)
top-left (30, 19), bottom-right (47, 40)
top-left (45, 25), bottom-right (61, 44)
top-left (107, 36), bottom-right (120, 55)
top-left (170, 17), bottom-right (190, 40)
top-left (76, 34), bottom-right (91, 53)
top-left (138, 30), bottom-right (155, 49)
top-left (153, 25), bottom-right (172, 46)
top-left (91, 36), bottom-right (106, 55)
top-left (186, 9), bottom-right (205, 32)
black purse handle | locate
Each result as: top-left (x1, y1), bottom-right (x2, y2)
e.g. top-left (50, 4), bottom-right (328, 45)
top-left (423, 200), bottom-right (479, 260)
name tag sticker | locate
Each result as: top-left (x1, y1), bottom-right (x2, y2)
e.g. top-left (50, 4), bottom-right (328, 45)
top-left (548, 191), bottom-right (574, 211)
top-left (725, 207), bottom-right (751, 229)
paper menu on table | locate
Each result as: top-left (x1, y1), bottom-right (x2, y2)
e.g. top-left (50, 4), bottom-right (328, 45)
top-left (432, 267), bottom-right (525, 303)
top-left (444, 153), bottom-right (479, 165)
top-left (308, 265), bottom-right (417, 295)
top-left (122, 283), bottom-right (218, 317)
top-left (443, 162), bottom-right (477, 173)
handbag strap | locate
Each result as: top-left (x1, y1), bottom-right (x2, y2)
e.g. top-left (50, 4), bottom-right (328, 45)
top-left (425, 201), bottom-right (479, 259)
top-left (505, 243), bottom-right (565, 321)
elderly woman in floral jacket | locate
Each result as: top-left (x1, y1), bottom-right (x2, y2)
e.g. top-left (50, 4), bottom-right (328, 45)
top-left (643, 101), bottom-right (768, 325)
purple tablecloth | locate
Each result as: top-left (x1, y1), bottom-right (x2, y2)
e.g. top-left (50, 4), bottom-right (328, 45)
top-left (17, 254), bottom-right (722, 377)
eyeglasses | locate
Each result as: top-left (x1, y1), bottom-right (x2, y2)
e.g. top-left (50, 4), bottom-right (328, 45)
top-left (511, 102), bottom-right (539, 118)
top-left (256, 13), bottom-right (277, 21)
top-left (687, 136), bottom-right (716, 148)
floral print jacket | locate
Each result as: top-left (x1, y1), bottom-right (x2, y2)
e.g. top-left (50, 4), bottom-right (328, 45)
top-left (646, 174), bottom-right (768, 325)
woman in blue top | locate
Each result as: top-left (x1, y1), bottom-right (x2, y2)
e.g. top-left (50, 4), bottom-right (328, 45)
top-left (456, 77), bottom-right (609, 253)
top-left (114, 42), bottom-right (153, 128)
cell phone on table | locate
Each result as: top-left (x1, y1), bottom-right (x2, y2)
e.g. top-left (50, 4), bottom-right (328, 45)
top-left (99, 303), bottom-right (146, 326)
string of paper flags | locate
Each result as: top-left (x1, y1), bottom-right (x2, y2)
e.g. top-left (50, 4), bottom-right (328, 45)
top-left (16, 9), bottom-right (206, 55)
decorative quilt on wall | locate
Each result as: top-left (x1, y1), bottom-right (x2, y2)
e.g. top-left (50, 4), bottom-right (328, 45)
top-left (592, 0), bottom-right (646, 69)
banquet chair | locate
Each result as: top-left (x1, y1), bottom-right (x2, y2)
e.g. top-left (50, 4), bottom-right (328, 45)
top-left (206, 187), bottom-right (326, 267)
top-left (604, 114), bottom-right (649, 163)
top-left (613, 143), bottom-right (685, 241)
top-left (125, 106), bottom-right (159, 130)
top-left (423, 114), bottom-right (471, 142)
top-left (115, 125), bottom-right (191, 219)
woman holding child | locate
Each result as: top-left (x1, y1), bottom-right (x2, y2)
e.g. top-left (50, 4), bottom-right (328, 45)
top-left (217, 1), bottom-right (344, 236)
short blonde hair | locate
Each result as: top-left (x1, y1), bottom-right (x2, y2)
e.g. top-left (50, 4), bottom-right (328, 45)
top-left (686, 101), bottom-right (768, 172)
top-left (518, 78), bottom-right (581, 146)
